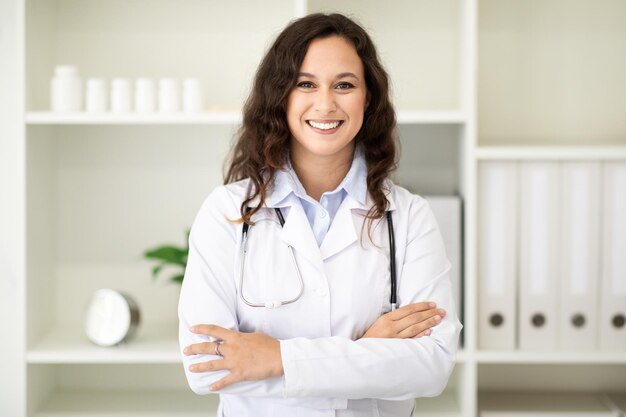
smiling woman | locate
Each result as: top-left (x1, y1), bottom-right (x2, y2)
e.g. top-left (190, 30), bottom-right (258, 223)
top-left (178, 13), bottom-right (461, 417)
top-left (287, 36), bottom-right (368, 200)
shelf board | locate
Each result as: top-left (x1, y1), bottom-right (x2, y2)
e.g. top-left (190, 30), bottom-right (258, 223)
top-left (25, 110), bottom-right (464, 125)
top-left (36, 389), bottom-right (219, 417)
top-left (27, 323), bottom-right (181, 364)
top-left (476, 145), bottom-right (626, 160)
top-left (35, 388), bottom-right (462, 417)
top-left (25, 111), bottom-right (242, 125)
top-left (396, 110), bottom-right (465, 124)
top-left (27, 323), bottom-right (469, 365)
top-left (455, 349), bottom-right (468, 363)
top-left (479, 391), bottom-right (620, 417)
top-left (476, 351), bottom-right (626, 365)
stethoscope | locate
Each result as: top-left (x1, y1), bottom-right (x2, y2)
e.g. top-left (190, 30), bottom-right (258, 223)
top-left (239, 207), bottom-right (397, 310)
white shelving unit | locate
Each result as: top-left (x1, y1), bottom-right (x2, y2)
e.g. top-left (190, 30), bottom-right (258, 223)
top-left (1, 0), bottom-right (625, 416)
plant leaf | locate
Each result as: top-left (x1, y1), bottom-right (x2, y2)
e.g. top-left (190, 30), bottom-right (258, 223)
top-left (144, 246), bottom-right (187, 266)
top-left (171, 274), bottom-right (184, 284)
top-left (151, 263), bottom-right (166, 279)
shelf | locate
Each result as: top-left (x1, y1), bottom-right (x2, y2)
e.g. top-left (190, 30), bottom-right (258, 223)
top-left (25, 111), bottom-right (464, 126)
top-left (476, 145), bottom-right (626, 160)
top-left (455, 349), bottom-right (468, 363)
top-left (27, 323), bottom-right (180, 364)
top-left (476, 351), bottom-right (626, 365)
top-left (27, 323), bottom-right (469, 364)
top-left (35, 389), bottom-right (218, 417)
top-left (25, 111), bottom-right (242, 125)
top-left (396, 111), bottom-right (465, 124)
top-left (479, 391), bottom-right (620, 417)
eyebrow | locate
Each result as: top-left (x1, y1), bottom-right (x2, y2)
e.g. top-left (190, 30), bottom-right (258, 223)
top-left (297, 72), bottom-right (360, 81)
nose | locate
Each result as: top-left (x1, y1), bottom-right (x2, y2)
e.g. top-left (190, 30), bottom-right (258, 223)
top-left (315, 89), bottom-right (337, 114)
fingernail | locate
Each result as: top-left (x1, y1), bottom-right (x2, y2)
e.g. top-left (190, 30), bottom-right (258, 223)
top-left (183, 347), bottom-right (190, 355)
top-left (425, 329), bottom-right (432, 335)
top-left (190, 326), bottom-right (197, 332)
top-left (429, 302), bottom-right (436, 308)
top-left (438, 309), bottom-right (446, 316)
top-left (189, 364), bottom-right (197, 372)
top-left (208, 385), bottom-right (216, 391)
top-left (434, 315), bottom-right (442, 322)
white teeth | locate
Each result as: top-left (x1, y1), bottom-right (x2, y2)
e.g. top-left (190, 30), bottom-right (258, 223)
top-left (308, 120), bottom-right (341, 130)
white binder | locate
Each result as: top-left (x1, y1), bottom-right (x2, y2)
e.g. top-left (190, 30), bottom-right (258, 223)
top-left (519, 162), bottom-right (559, 350)
top-left (478, 162), bottom-right (518, 349)
top-left (426, 196), bottom-right (462, 329)
top-left (558, 162), bottom-right (601, 351)
top-left (599, 162), bottom-right (626, 351)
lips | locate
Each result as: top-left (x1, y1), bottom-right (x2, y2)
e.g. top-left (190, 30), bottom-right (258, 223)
top-left (306, 120), bottom-right (344, 131)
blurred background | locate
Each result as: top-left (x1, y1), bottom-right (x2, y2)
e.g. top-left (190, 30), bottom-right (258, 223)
top-left (1, 0), bottom-right (625, 416)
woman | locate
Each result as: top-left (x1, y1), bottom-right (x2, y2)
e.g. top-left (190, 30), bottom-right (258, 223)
top-left (179, 13), bottom-right (462, 417)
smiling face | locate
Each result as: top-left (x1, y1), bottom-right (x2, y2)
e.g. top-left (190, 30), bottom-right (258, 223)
top-left (286, 35), bottom-right (368, 167)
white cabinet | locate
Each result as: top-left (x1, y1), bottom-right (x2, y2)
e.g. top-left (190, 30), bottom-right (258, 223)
top-left (1, 0), bottom-right (625, 416)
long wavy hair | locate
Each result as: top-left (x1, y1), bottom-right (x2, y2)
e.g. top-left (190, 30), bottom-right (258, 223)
top-left (225, 13), bottom-right (398, 229)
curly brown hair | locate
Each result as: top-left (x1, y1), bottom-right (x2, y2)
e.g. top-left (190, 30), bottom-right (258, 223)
top-left (225, 13), bottom-right (398, 228)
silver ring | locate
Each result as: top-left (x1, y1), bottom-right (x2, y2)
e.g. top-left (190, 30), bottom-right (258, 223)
top-left (214, 342), bottom-right (222, 357)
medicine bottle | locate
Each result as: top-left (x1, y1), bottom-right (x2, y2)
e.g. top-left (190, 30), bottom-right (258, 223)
top-left (86, 78), bottom-right (107, 113)
top-left (111, 78), bottom-right (132, 113)
top-left (183, 78), bottom-right (203, 113)
top-left (50, 65), bottom-right (82, 112)
top-left (135, 78), bottom-right (156, 113)
top-left (158, 78), bottom-right (180, 113)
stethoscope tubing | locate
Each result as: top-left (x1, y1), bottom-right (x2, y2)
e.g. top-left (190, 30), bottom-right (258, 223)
top-left (239, 207), bottom-right (397, 309)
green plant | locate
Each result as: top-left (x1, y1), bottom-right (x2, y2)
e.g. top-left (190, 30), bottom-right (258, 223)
top-left (144, 230), bottom-right (189, 284)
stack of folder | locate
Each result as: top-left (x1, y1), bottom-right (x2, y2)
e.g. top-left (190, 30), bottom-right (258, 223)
top-left (478, 161), bottom-right (626, 351)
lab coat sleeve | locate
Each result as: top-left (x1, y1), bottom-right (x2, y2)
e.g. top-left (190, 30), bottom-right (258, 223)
top-left (178, 187), bottom-right (286, 397)
top-left (279, 197), bottom-right (463, 400)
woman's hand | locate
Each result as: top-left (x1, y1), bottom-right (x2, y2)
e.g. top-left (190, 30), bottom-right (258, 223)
top-left (184, 325), bottom-right (284, 391)
top-left (361, 302), bottom-right (446, 339)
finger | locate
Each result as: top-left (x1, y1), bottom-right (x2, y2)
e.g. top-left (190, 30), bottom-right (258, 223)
top-left (188, 358), bottom-right (228, 373)
top-left (389, 302), bottom-right (436, 320)
top-left (394, 307), bottom-right (441, 332)
top-left (184, 341), bottom-right (220, 356)
top-left (413, 328), bottom-right (432, 339)
top-left (209, 373), bottom-right (240, 391)
top-left (190, 324), bottom-right (233, 341)
top-left (398, 314), bottom-right (443, 338)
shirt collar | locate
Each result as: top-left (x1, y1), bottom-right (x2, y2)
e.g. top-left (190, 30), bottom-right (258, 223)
top-left (266, 147), bottom-right (368, 208)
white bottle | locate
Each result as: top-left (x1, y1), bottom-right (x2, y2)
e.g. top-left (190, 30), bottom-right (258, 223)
top-left (50, 65), bottom-right (82, 112)
top-left (111, 78), bottom-right (132, 113)
top-left (134, 78), bottom-right (156, 113)
top-left (183, 78), bottom-right (203, 113)
top-left (85, 78), bottom-right (107, 113)
top-left (158, 78), bottom-right (180, 113)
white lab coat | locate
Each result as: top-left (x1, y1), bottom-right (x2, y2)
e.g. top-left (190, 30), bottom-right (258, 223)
top-left (179, 178), bottom-right (462, 417)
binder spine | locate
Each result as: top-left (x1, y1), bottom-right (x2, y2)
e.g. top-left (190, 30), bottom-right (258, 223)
top-left (478, 162), bottom-right (518, 349)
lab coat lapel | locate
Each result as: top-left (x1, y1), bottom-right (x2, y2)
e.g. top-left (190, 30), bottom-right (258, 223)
top-left (319, 197), bottom-right (361, 261)
top-left (280, 201), bottom-right (325, 273)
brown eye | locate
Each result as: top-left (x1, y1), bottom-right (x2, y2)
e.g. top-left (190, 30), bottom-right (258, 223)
top-left (336, 82), bottom-right (355, 90)
top-left (297, 81), bottom-right (314, 88)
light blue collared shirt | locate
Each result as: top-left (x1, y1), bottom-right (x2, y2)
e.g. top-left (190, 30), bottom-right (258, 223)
top-left (271, 149), bottom-right (368, 247)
